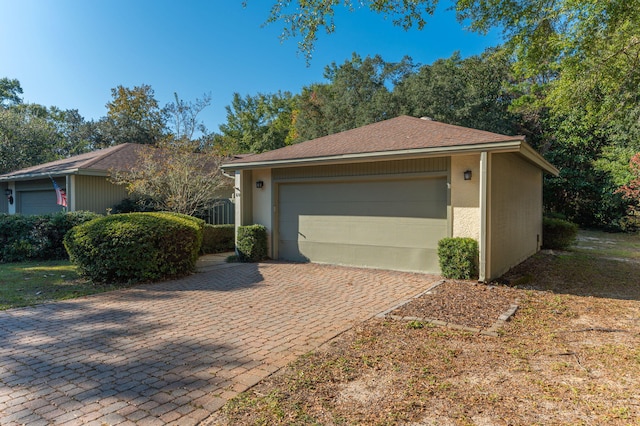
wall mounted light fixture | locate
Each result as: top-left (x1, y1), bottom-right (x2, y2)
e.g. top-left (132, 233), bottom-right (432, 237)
top-left (256, 181), bottom-right (264, 189)
top-left (463, 170), bottom-right (472, 181)
top-left (5, 189), bottom-right (13, 205)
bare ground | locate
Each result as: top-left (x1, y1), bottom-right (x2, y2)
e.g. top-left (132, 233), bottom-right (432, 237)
top-left (207, 230), bottom-right (640, 425)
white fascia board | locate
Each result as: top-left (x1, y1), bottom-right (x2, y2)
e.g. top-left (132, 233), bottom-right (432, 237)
top-left (518, 144), bottom-right (559, 176)
top-left (0, 168), bottom-right (110, 182)
top-left (222, 140), bottom-right (525, 171)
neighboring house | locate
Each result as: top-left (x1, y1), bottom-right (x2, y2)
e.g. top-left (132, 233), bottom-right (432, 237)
top-left (223, 115), bottom-right (559, 282)
top-left (0, 144), bottom-right (141, 216)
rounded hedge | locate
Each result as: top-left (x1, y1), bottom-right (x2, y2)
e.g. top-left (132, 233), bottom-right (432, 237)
top-left (0, 211), bottom-right (101, 262)
top-left (64, 212), bottom-right (204, 284)
top-left (542, 217), bottom-right (578, 250)
top-left (437, 237), bottom-right (479, 280)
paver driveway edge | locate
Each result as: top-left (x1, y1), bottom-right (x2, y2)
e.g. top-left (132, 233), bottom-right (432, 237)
top-left (0, 261), bottom-right (438, 425)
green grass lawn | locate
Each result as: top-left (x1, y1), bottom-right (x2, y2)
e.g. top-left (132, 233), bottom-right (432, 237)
top-left (0, 260), bottom-right (115, 310)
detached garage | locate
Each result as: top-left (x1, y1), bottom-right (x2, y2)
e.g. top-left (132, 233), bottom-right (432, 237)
top-left (223, 115), bottom-right (558, 282)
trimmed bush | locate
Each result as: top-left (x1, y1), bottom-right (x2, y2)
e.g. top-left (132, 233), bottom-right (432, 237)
top-left (236, 224), bottom-right (267, 262)
top-left (201, 224), bottom-right (235, 254)
top-left (543, 217), bottom-right (578, 250)
top-left (0, 211), bottom-right (100, 262)
top-left (64, 212), bottom-right (203, 284)
top-left (437, 237), bottom-right (479, 280)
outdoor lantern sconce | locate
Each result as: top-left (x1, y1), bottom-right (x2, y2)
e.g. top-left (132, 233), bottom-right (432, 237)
top-left (464, 170), bottom-right (472, 181)
top-left (256, 181), bottom-right (264, 189)
top-left (5, 188), bottom-right (13, 205)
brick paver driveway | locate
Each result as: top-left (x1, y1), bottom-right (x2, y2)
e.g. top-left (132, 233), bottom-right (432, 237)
top-left (0, 262), bottom-right (438, 425)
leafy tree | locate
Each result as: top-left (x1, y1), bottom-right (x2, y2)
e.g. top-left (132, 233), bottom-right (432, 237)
top-left (111, 141), bottom-right (232, 216)
top-left (0, 105), bottom-right (60, 174)
top-left (218, 91), bottom-right (297, 153)
top-left (295, 53), bottom-right (413, 140)
top-left (112, 92), bottom-right (233, 216)
top-left (542, 114), bottom-right (628, 229)
top-left (617, 153), bottom-right (640, 219)
top-left (395, 49), bottom-right (519, 135)
top-left (99, 84), bottom-right (166, 146)
top-left (47, 107), bottom-right (96, 156)
top-left (0, 78), bottom-right (23, 107)
top-left (256, 0), bottom-right (437, 62)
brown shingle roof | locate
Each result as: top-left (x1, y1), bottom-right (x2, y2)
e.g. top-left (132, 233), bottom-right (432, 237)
top-left (0, 143), bottom-right (146, 180)
top-left (227, 115), bottom-right (525, 166)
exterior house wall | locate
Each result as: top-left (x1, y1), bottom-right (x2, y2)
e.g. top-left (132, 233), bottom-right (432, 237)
top-left (236, 170), bottom-right (253, 225)
top-left (73, 175), bottom-right (129, 214)
top-left (488, 152), bottom-right (543, 279)
top-left (251, 168), bottom-right (273, 257)
top-left (451, 154), bottom-right (480, 240)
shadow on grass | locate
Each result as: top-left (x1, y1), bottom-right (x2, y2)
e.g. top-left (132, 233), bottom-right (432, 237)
top-left (502, 230), bottom-right (640, 301)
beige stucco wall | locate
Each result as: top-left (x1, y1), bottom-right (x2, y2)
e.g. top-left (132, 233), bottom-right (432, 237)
top-left (488, 152), bottom-right (543, 279)
top-left (451, 154), bottom-right (480, 240)
top-left (251, 168), bottom-right (273, 257)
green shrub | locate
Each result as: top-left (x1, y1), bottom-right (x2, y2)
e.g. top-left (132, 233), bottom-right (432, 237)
top-left (64, 212), bottom-right (203, 284)
top-left (201, 224), bottom-right (235, 254)
top-left (236, 224), bottom-right (267, 262)
top-left (437, 237), bottom-right (479, 280)
top-left (542, 217), bottom-right (578, 250)
top-left (0, 211), bottom-right (100, 262)
top-left (111, 198), bottom-right (156, 213)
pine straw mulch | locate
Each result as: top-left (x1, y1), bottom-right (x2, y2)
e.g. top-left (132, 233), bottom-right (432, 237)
top-left (207, 233), bottom-right (640, 426)
top-left (390, 280), bottom-right (518, 331)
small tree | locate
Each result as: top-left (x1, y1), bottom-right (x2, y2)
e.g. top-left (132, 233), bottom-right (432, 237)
top-left (112, 141), bottom-right (232, 216)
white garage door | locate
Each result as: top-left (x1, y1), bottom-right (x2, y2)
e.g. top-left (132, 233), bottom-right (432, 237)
top-left (278, 177), bottom-right (448, 273)
top-left (19, 190), bottom-right (60, 215)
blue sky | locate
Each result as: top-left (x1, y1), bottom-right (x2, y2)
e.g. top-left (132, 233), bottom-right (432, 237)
top-left (0, 0), bottom-right (501, 132)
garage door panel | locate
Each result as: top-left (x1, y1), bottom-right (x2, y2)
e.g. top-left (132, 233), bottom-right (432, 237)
top-left (19, 191), bottom-right (59, 215)
top-left (278, 177), bottom-right (448, 273)
top-left (280, 201), bottom-right (446, 220)
top-left (280, 180), bottom-right (446, 219)
top-left (297, 242), bottom-right (441, 273)
top-left (293, 215), bottom-right (446, 247)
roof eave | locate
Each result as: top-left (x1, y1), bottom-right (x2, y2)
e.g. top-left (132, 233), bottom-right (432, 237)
top-left (222, 140), bottom-right (528, 171)
top-left (0, 168), bottom-right (111, 182)
top-left (518, 143), bottom-right (559, 176)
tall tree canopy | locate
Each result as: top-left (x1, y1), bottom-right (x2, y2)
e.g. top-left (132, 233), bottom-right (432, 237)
top-left (0, 104), bottom-right (59, 174)
top-left (0, 81), bottom-right (97, 174)
top-left (0, 78), bottom-right (23, 107)
top-left (218, 91), bottom-right (297, 154)
top-left (295, 53), bottom-right (413, 140)
top-left (395, 49), bottom-right (519, 135)
top-left (97, 84), bottom-right (166, 147)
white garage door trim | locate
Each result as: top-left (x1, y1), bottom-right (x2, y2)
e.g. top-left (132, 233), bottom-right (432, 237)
top-left (276, 175), bottom-right (449, 273)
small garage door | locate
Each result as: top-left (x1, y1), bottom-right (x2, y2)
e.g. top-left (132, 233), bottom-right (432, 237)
top-left (19, 190), bottom-right (60, 215)
top-left (278, 177), bottom-right (448, 273)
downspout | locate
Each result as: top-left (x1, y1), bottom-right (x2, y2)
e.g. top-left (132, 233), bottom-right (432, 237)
top-left (479, 152), bottom-right (488, 282)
